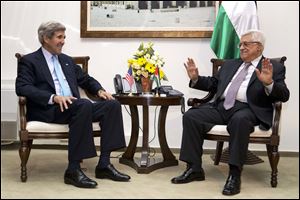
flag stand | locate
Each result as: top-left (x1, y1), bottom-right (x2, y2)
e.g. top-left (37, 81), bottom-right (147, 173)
top-left (155, 88), bottom-right (159, 97)
top-left (128, 86), bottom-right (133, 96)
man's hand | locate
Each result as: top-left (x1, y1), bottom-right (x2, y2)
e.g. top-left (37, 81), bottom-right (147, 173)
top-left (53, 95), bottom-right (77, 112)
top-left (184, 58), bottom-right (199, 82)
top-left (98, 90), bottom-right (114, 100)
top-left (255, 58), bottom-right (274, 86)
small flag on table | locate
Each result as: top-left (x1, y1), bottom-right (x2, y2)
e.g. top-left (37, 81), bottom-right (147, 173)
top-left (126, 65), bottom-right (134, 88)
top-left (152, 67), bottom-right (161, 88)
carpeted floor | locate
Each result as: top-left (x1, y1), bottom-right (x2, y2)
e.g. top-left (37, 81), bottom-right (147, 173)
top-left (1, 145), bottom-right (299, 199)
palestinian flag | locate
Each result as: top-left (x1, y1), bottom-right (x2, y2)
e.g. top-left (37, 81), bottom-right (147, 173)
top-left (152, 67), bottom-right (161, 88)
top-left (210, 1), bottom-right (259, 59)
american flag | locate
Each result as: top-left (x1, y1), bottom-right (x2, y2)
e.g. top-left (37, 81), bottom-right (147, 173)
top-left (125, 66), bottom-right (134, 87)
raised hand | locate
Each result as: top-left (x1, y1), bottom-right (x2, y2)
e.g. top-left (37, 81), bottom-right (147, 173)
top-left (255, 58), bottom-right (274, 86)
top-left (184, 58), bottom-right (199, 81)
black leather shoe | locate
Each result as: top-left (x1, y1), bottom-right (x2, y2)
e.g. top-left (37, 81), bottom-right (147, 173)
top-left (64, 169), bottom-right (97, 188)
top-left (222, 175), bottom-right (241, 195)
top-left (171, 167), bottom-right (205, 184)
top-left (95, 164), bottom-right (130, 182)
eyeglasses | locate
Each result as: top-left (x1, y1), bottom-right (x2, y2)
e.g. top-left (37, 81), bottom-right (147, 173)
top-left (237, 41), bottom-right (260, 48)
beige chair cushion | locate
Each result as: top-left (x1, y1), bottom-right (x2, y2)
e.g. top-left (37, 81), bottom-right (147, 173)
top-left (207, 125), bottom-right (272, 137)
top-left (27, 121), bottom-right (101, 132)
top-left (25, 88), bottom-right (101, 133)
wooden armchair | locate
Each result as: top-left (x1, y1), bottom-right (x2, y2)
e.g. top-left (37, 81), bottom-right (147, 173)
top-left (187, 56), bottom-right (287, 187)
top-left (15, 53), bottom-right (101, 182)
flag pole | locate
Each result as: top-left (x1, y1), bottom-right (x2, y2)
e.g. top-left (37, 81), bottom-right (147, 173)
top-left (126, 65), bottom-right (134, 96)
top-left (129, 84), bottom-right (133, 96)
top-left (155, 67), bottom-right (160, 97)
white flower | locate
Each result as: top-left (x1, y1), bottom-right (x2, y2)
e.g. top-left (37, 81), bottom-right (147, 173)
top-left (128, 42), bottom-right (167, 81)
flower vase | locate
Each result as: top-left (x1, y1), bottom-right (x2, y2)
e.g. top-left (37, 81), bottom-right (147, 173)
top-left (141, 77), bottom-right (153, 93)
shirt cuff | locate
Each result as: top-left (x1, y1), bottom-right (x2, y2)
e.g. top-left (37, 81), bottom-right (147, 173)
top-left (49, 94), bottom-right (56, 104)
top-left (190, 78), bottom-right (198, 87)
top-left (264, 82), bottom-right (274, 95)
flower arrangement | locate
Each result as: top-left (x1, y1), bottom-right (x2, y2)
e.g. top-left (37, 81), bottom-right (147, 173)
top-left (127, 42), bottom-right (168, 82)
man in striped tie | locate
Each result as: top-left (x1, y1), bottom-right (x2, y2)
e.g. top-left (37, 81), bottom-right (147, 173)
top-left (171, 30), bottom-right (290, 195)
top-left (16, 21), bottom-right (131, 188)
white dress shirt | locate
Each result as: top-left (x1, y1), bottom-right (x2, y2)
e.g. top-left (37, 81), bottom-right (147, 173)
top-left (221, 55), bottom-right (273, 103)
top-left (41, 48), bottom-right (71, 104)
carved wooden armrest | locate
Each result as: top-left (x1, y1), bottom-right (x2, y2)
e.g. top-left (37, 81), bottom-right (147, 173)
top-left (271, 101), bottom-right (282, 137)
top-left (85, 91), bottom-right (102, 101)
top-left (18, 96), bottom-right (27, 131)
top-left (187, 91), bottom-right (216, 107)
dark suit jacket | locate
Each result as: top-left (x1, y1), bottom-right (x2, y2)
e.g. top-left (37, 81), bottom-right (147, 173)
top-left (190, 57), bottom-right (290, 129)
top-left (15, 48), bottom-right (103, 122)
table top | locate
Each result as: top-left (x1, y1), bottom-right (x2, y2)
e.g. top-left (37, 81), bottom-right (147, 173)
top-left (113, 93), bottom-right (184, 106)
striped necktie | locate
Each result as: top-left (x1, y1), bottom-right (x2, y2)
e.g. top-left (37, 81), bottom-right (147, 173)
top-left (52, 55), bottom-right (72, 96)
top-left (223, 63), bottom-right (251, 110)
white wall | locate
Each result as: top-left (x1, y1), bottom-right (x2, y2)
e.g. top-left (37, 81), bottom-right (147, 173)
top-left (1, 1), bottom-right (299, 152)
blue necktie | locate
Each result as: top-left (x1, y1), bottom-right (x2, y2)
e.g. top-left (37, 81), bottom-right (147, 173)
top-left (223, 63), bottom-right (251, 110)
top-left (52, 56), bottom-right (72, 96)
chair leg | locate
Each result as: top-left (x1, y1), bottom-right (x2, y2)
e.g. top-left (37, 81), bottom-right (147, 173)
top-left (266, 144), bottom-right (279, 187)
top-left (213, 141), bottom-right (224, 165)
top-left (19, 139), bottom-right (33, 182)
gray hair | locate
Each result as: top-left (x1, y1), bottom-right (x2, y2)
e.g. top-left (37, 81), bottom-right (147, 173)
top-left (38, 21), bottom-right (66, 44)
top-left (241, 29), bottom-right (266, 48)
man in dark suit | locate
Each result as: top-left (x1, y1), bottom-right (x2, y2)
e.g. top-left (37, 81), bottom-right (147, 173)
top-left (15, 21), bottom-right (130, 188)
top-left (171, 30), bottom-right (289, 195)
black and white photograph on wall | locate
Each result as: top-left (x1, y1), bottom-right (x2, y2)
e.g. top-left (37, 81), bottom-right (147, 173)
top-left (81, 1), bottom-right (217, 38)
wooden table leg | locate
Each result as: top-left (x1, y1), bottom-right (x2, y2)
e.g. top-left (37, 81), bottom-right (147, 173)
top-left (158, 106), bottom-right (177, 162)
top-left (140, 105), bottom-right (149, 167)
top-left (120, 104), bottom-right (178, 173)
top-left (120, 105), bottom-right (139, 160)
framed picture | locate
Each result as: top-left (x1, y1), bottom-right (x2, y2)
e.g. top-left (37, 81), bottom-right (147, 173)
top-left (80, 1), bottom-right (217, 38)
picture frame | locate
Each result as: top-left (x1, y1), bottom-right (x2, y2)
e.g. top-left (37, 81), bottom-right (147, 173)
top-left (80, 1), bottom-right (217, 38)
